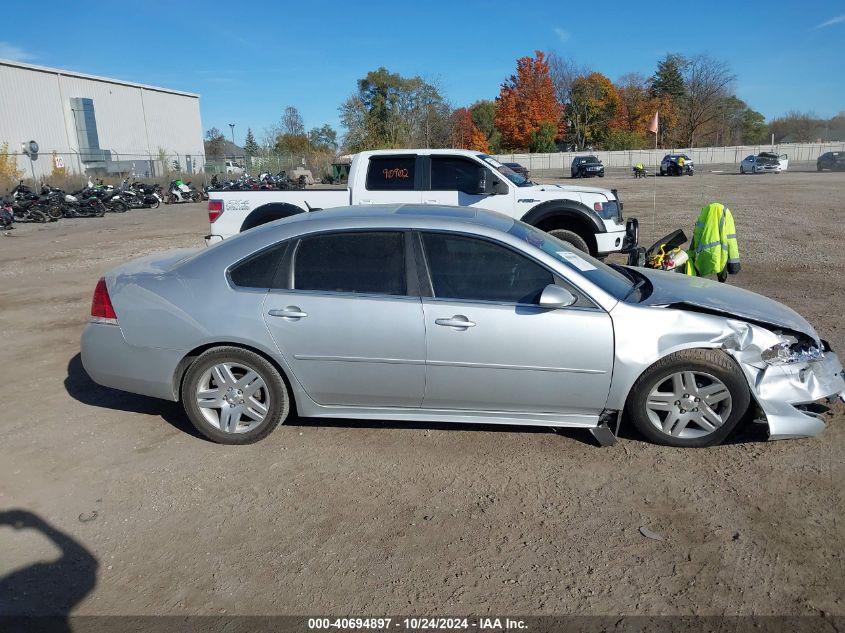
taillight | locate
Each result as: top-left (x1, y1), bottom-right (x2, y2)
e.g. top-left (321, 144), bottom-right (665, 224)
top-left (208, 199), bottom-right (223, 222)
top-left (91, 277), bottom-right (117, 322)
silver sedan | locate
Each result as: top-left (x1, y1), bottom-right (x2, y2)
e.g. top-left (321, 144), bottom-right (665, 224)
top-left (81, 205), bottom-right (845, 447)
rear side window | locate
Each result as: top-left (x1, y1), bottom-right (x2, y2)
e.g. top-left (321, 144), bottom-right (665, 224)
top-left (365, 156), bottom-right (416, 191)
top-left (294, 232), bottom-right (406, 295)
top-left (229, 242), bottom-right (288, 289)
top-left (421, 233), bottom-right (553, 304)
top-left (430, 157), bottom-right (481, 192)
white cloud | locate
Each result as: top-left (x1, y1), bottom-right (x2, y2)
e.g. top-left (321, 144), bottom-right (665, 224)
top-left (0, 41), bottom-right (34, 61)
top-left (554, 27), bottom-right (570, 43)
top-left (815, 14), bottom-right (845, 28)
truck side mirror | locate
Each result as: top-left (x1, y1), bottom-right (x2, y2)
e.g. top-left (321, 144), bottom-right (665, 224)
top-left (475, 167), bottom-right (488, 194)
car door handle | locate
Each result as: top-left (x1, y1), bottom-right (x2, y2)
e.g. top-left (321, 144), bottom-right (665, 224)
top-left (268, 306), bottom-right (308, 319)
top-left (435, 315), bottom-right (475, 329)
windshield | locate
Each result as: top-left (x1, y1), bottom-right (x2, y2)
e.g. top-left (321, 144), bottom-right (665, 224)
top-left (477, 154), bottom-right (532, 187)
top-left (507, 221), bottom-right (648, 302)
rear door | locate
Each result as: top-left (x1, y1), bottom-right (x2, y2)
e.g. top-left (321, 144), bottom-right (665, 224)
top-left (356, 155), bottom-right (422, 206)
top-left (262, 230), bottom-right (426, 407)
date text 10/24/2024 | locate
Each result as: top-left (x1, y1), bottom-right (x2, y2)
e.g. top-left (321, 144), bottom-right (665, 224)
top-left (307, 618), bottom-right (528, 630)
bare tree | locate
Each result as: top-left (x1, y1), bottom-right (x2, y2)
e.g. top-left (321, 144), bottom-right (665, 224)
top-left (678, 55), bottom-right (735, 147)
top-left (547, 52), bottom-right (586, 106)
top-left (281, 106), bottom-right (305, 137)
top-left (769, 111), bottom-right (821, 143)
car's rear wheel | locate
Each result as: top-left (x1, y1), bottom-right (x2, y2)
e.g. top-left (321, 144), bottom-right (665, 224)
top-left (548, 228), bottom-right (589, 254)
top-left (625, 349), bottom-right (750, 447)
top-left (181, 347), bottom-right (290, 444)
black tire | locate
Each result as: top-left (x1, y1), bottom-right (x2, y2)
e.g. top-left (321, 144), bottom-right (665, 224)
top-left (598, 172), bottom-right (604, 177)
top-left (150, 197), bottom-right (161, 209)
top-left (181, 346), bottom-right (290, 444)
top-left (47, 205), bottom-right (64, 220)
top-left (31, 209), bottom-right (48, 223)
top-left (109, 200), bottom-right (128, 213)
top-left (817, 164), bottom-right (822, 172)
top-left (191, 192), bottom-right (201, 203)
top-left (548, 228), bottom-right (589, 253)
top-left (625, 348), bottom-right (751, 448)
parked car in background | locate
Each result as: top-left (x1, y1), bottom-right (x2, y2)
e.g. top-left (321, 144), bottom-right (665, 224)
top-left (571, 156), bottom-right (605, 178)
top-left (502, 162), bottom-right (530, 180)
top-left (81, 205), bottom-right (845, 448)
top-left (817, 151), bottom-right (845, 171)
top-left (225, 160), bottom-right (244, 175)
top-left (659, 154), bottom-right (694, 176)
top-left (740, 152), bottom-right (788, 174)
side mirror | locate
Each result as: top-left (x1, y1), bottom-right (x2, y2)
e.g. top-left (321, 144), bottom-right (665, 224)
top-left (538, 284), bottom-right (577, 309)
top-left (484, 175), bottom-right (507, 195)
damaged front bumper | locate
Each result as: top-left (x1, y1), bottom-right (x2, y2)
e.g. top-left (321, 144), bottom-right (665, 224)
top-left (723, 325), bottom-right (845, 439)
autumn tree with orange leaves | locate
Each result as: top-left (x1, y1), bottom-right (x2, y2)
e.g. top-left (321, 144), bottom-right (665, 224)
top-left (495, 51), bottom-right (562, 151)
top-left (452, 107), bottom-right (490, 153)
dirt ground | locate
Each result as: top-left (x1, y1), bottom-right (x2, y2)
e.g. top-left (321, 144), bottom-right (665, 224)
top-left (1, 165), bottom-right (843, 618)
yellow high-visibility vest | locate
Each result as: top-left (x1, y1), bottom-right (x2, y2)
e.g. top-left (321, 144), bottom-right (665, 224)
top-left (686, 203), bottom-right (740, 277)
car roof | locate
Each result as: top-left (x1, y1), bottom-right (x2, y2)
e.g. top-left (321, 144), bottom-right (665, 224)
top-left (244, 204), bottom-right (518, 237)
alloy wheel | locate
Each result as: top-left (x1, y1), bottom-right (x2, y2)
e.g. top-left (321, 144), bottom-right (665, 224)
top-left (195, 362), bottom-right (270, 434)
top-left (644, 371), bottom-right (733, 439)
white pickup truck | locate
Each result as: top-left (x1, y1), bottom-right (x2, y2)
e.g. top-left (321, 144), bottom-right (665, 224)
top-left (205, 149), bottom-right (638, 256)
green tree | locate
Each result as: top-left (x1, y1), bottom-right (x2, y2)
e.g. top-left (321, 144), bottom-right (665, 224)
top-left (568, 72), bottom-right (620, 148)
top-left (339, 67), bottom-right (452, 151)
top-left (308, 124), bottom-right (339, 152)
top-left (529, 121), bottom-right (558, 152)
top-left (469, 100), bottom-right (501, 153)
top-left (243, 128), bottom-right (260, 156)
top-left (650, 54), bottom-right (686, 100)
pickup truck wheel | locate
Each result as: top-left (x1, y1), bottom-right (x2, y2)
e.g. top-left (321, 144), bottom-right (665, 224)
top-left (548, 229), bottom-right (589, 253)
top-left (625, 349), bottom-right (750, 448)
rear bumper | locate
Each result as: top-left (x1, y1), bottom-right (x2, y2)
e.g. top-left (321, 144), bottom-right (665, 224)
top-left (205, 234), bottom-right (224, 246)
top-left (81, 322), bottom-right (183, 401)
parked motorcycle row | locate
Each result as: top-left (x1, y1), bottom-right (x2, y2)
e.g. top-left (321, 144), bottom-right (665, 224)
top-left (208, 171), bottom-right (307, 191)
top-left (1, 177), bottom-right (211, 232)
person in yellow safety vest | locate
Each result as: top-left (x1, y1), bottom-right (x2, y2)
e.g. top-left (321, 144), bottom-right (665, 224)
top-left (676, 155), bottom-right (685, 175)
top-left (685, 202), bottom-right (740, 282)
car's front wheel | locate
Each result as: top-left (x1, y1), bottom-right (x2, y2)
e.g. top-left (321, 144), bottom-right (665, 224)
top-left (625, 349), bottom-right (750, 447)
top-left (181, 346), bottom-right (290, 444)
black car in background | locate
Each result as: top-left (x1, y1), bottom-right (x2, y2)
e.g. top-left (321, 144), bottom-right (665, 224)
top-left (503, 162), bottom-right (530, 179)
top-left (571, 155), bottom-right (605, 178)
top-left (817, 151), bottom-right (845, 171)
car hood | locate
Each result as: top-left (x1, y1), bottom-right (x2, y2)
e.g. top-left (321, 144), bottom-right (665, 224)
top-left (526, 183), bottom-right (610, 197)
top-left (635, 267), bottom-right (819, 341)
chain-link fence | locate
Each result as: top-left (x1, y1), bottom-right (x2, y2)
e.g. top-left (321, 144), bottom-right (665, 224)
top-left (493, 142), bottom-right (845, 175)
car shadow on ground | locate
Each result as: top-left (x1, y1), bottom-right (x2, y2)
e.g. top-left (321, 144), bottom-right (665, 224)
top-left (64, 353), bottom-right (206, 441)
top-left (0, 509), bottom-right (98, 631)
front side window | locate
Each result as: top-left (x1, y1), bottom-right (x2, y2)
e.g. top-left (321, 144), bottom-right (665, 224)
top-left (430, 156), bottom-right (482, 192)
top-left (365, 156), bottom-right (416, 191)
top-left (421, 233), bottom-right (553, 304)
top-left (294, 232), bottom-right (406, 295)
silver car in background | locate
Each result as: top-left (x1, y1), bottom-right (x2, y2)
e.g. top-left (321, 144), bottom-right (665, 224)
top-left (81, 205), bottom-right (844, 447)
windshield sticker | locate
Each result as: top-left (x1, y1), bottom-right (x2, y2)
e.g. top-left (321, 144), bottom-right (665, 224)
top-left (558, 251), bottom-right (597, 271)
top-left (483, 157), bottom-right (503, 168)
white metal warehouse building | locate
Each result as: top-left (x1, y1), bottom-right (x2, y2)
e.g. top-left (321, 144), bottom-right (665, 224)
top-left (0, 59), bottom-right (204, 180)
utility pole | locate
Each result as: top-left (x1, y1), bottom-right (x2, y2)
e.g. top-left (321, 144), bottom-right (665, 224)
top-left (229, 123), bottom-right (236, 147)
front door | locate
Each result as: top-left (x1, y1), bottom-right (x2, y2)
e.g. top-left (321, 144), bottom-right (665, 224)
top-left (423, 155), bottom-right (513, 214)
top-left (417, 231), bottom-right (614, 415)
top-left (263, 231), bottom-right (426, 407)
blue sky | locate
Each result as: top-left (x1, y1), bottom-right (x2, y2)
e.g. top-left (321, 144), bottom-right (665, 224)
top-left (2, 1), bottom-right (843, 146)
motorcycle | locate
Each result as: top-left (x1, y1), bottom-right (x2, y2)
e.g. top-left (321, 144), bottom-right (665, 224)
top-left (166, 179), bottom-right (201, 204)
top-left (11, 182), bottom-right (59, 222)
top-left (129, 180), bottom-right (162, 208)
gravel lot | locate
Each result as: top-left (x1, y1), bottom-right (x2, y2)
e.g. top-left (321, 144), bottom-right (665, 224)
top-left (1, 166), bottom-right (843, 618)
